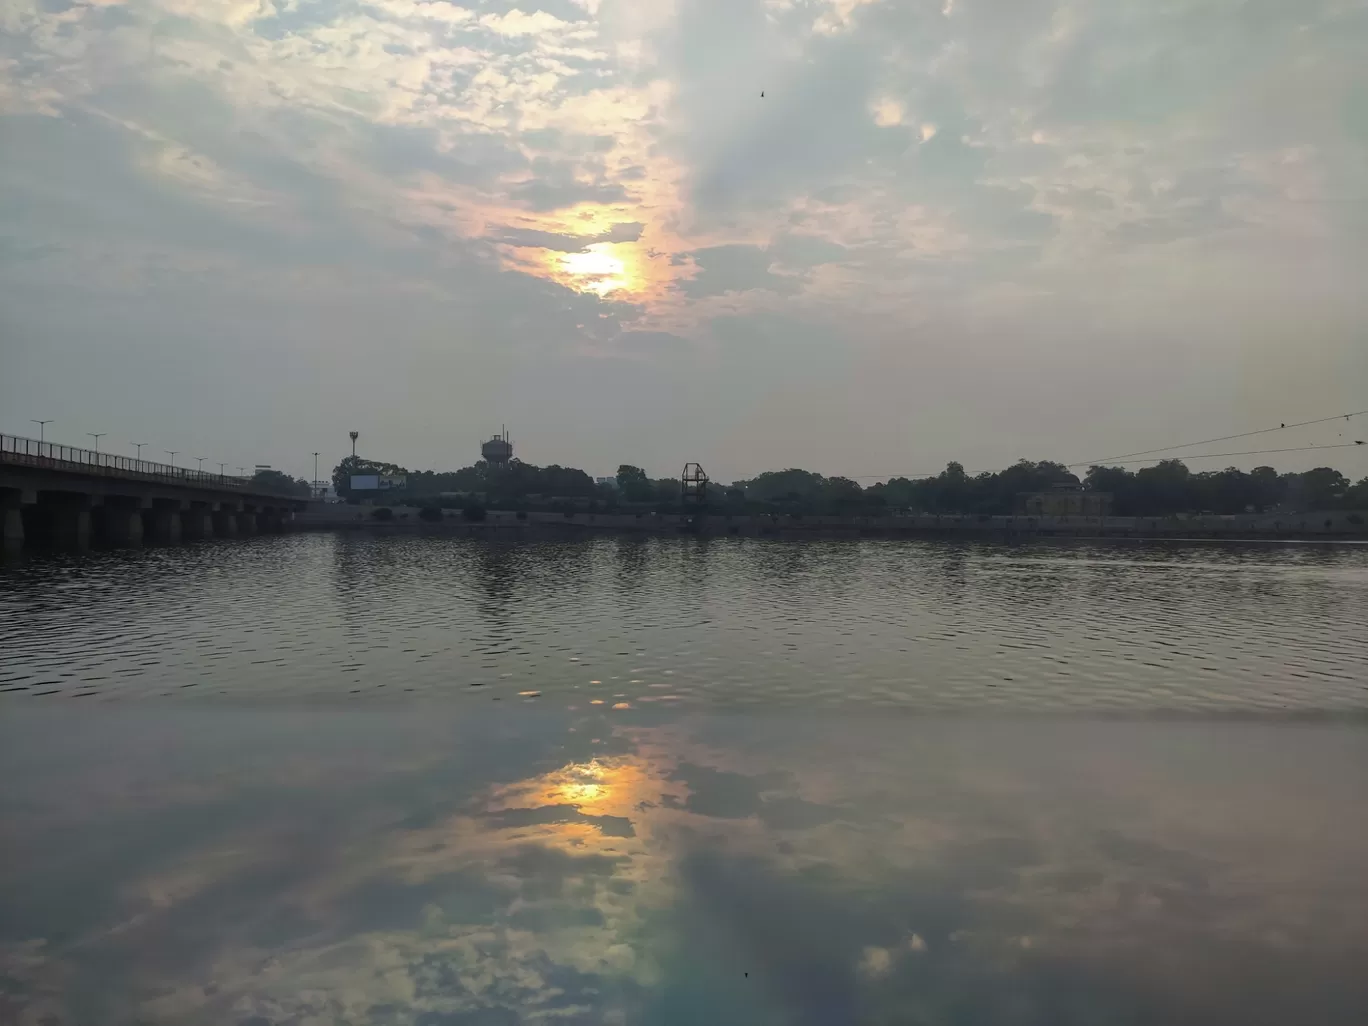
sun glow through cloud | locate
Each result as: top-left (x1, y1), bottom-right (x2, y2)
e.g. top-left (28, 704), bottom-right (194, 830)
top-left (558, 244), bottom-right (631, 296)
top-left (3, 0), bottom-right (1365, 483)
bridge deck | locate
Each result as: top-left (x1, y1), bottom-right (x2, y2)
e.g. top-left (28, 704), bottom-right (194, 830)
top-left (1, 433), bottom-right (299, 500)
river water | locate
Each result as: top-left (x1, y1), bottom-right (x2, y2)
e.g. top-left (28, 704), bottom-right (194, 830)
top-left (2, 535), bottom-right (1367, 1024)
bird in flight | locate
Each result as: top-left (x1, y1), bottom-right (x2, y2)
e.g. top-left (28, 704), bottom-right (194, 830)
top-left (760, 91), bottom-right (765, 98)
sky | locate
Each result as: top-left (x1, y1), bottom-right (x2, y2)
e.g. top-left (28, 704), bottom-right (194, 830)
top-left (2, 0), bottom-right (1366, 484)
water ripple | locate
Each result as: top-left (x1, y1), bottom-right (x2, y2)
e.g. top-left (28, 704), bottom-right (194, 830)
top-left (1, 535), bottom-right (1366, 714)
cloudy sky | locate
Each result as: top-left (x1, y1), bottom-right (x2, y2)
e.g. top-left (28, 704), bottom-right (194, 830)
top-left (2, 0), bottom-right (1366, 483)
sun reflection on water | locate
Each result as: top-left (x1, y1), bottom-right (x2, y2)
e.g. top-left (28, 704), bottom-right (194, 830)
top-left (520, 758), bottom-right (655, 818)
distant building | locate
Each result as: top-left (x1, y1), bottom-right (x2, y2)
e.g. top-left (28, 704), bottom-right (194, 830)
top-left (481, 427), bottom-right (513, 467)
top-left (595, 477), bottom-right (618, 489)
top-left (1017, 488), bottom-right (1113, 516)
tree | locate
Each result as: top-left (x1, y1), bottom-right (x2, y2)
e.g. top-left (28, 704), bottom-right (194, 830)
top-left (1130, 460), bottom-right (1194, 515)
top-left (251, 468), bottom-right (312, 497)
top-left (1249, 466), bottom-right (1282, 512)
top-left (1300, 467), bottom-right (1350, 510)
top-left (612, 465), bottom-right (654, 502)
top-left (332, 455), bottom-right (408, 500)
top-left (319, 447), bottom-right (1362, 519)
top-left (1084, 467), bottom-right (1119, 491)
top-left (1340, 475), bottom-right (1368, 512)
top-left (732, 469), bottom-right (827, 504)
top-left (616, 464), bottom-right (647, 488)
top-left (1192, 467), bottom-right (1257, 514)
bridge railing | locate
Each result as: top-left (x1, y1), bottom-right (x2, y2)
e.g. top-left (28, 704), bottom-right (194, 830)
top-left (0, 433), bottom-right (279, 494)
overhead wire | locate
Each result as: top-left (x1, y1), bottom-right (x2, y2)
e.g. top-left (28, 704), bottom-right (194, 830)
top-left (835, 409), bottom-right (1368, 481)
top-left (1069, 409), bottom-right (1368, 468)
top-left (1067, 443), bottom-right (1364, 467)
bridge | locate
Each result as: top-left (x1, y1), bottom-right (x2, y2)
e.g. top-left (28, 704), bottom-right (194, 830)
top-left (1, 433), bottom-right (308, 553)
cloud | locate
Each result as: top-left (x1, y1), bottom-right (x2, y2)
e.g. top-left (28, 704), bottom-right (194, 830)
top-left (482, 803), bottom-right (637, 837)
top-left (857, 945), bottom-right (893, 977)
top-left (679, 244), bottom-right (797, 298)
top-left (871, 98), bottom-right (903, 127)
top-left (1, 0), bottom-right (1365, 480)
top-left (508, 176), bottom-right (631, 211)
top-left (490, 220), bottom-right (644, 251)
top-left (479, 9), bottom-right (575, 38)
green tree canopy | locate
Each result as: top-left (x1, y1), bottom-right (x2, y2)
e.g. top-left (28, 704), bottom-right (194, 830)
top-left (331, 456), bottom-right (409, 500)
top-left (251, 468), bottom-right (312, 497)
top-left (327, 451), bottom-right (1366, 517)
top-left (615, 464), bottom-right (655, 502)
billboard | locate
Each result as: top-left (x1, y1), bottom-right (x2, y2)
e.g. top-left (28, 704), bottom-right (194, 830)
top-left (350, 474), bottom-right (407, 491)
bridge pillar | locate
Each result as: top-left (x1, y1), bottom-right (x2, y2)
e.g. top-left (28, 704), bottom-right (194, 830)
top-left (212, 506), bottom-right (238, 538)
top-left (1, 489), bottom-right (27, 555)
top-left (257, 507), bottom-right (284, 533)
top-left (97, 500), bottom-right (145, 548)
top-left (145, 500), bottom-right (184, 544)
top-left (181, 503), bottom-right (213, 541)
top-left (2, 507), bottom-right (22, 554)
top-left (236, 510), bottom-right (257, 536)
top-left (51, 504), bottom-right (93, 550)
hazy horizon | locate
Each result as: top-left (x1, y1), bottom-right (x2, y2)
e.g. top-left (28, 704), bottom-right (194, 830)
top-left (3, 0), bottom-right (1366, 484)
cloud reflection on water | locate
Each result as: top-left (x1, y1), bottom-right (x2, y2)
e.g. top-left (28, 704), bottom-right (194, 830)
top-left (1, 708), bottom-right (1366, 1025)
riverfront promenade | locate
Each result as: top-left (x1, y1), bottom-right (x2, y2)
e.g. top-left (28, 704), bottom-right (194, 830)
top-left (294, 504), bottom-right (1368, 541)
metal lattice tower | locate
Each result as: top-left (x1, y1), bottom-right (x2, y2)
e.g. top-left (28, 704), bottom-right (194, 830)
top-left (681, 463), bottom-right (709, 506)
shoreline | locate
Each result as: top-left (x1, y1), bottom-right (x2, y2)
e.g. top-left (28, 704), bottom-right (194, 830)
top-left (293, 507), bottom-right (1368, 543)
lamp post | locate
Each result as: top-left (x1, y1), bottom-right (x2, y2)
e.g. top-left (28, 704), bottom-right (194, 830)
top-left (165, 450), bottom-right (178, 466)
top-left (132, 442), bottom-right (147, 460)
top-left (30, 420), bottom-right (52, 443)
top-left (195, 457), bottom-right (207, 472)
top-left (349, 431), bottom-right (359, 457)
top-left (87, 433), bottom-right (106, 453)
top-left (312, 452), bottom-right (320, 497)
top-left (218, 462), bottom-right (227, 475)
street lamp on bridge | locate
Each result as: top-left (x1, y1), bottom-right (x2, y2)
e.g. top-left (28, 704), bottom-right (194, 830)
top-left (132, 442), bottom-right (147, 460)
top-left (165, 451), bottom-right (178, 466)
top-left (87, 433), bottom-right (106, 452)
top-left (31, 420), bottom-right (52, 442)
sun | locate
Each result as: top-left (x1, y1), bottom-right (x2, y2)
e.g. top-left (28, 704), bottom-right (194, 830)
top-left (557, 242), bottom-right (637, 296)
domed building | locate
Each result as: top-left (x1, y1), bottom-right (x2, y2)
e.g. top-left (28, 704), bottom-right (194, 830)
top-left (481, 428), bottom-right (513, 467)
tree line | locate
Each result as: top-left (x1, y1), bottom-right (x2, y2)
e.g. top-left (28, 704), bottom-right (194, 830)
top-left (746, 460), bottom-right (1367, 516)
top-left (249, 468), bottom-right (312, 497)
top-left (331, 454), bottom-right (600, 505)
top-left (331, 454), bottom-right (1367, 517)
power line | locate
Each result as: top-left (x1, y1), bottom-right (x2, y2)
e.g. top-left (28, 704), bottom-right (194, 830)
top-left (1078, 443), bottom-right (1364, 467)
top-left (1071, 409), bottom-right (1368, 468)
top-left (754, 408), bottom-right (1368, 483)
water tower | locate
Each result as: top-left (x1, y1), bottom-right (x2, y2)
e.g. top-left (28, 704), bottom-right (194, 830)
top-left (481, 426), bottom-right (513, 467)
